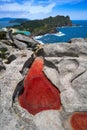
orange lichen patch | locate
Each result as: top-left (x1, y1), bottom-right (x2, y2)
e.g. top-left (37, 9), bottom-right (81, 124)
top-left (70, 112), bottom-right (87, 130)
top-left (18, 57), bottom-right (61, 115)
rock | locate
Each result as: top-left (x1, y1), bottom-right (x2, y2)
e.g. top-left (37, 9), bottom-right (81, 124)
top-left (69, 38), bottom-right (85, 43)
top-left (0, 40), bottom-right (12, 46)
top-left (14, 34), bottom-right (38, 46)
top-left (13, 39), bottom-right (27, 50)
top-left (37, 42), bottom-right (87, 57)
top-left (7, 54), bottom-right (17, 64)
top-left (1, 41), bottom-right (87, 130)
top-left (6, 30), bottom-right (14, 42)
top-left (33, 111), bottom-right (65, 130)
top-left (0, 42), bottom-right (8, 52)
top-left (37, 43), bottom-right (79, 57)
top-left (0, 50), bottom-right (33, 130)
top-left (0, 58), bottom-right (6, 70)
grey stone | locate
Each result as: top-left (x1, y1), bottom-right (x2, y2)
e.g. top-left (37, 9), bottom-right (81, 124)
top-left (0, 58), bottom-right (6, 70)
top-left (13, 39), bottom-right (27, 50)
top-left (37, 43), bottom-right (79, 57)
top-left (6, 30), bottom-right (14, 42)
top-left (0, 50), bottom-right (33, 130)
top-left (33, 111), bottom-right (64, 130)
top-left (1, 41), bottom-right (87, 130)
top-left (72, 71), bottom-right (87, 109)
top-left (7, 54), bottom-right (17, 64)
top-left (69, 38), bottom-right (85, 43)
top-left (37, 42), bottom-right (87, 57)
top-left (15, 34), bottom-right (38, 45)
top-left (0, 42), bottom-right (8, 52)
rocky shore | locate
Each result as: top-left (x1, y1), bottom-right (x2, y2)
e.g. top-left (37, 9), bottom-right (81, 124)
top-left (0, 31), bottom-right (87, 130)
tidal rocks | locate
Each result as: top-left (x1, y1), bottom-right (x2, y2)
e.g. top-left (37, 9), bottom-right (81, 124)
top-left (19, 57), bottom-right (61, 115)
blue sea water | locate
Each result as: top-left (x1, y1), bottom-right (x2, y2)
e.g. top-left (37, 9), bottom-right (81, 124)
top-left (0, 21), bottom-right (20, 28)
top-left (35, 20), bottom-right (87, 44)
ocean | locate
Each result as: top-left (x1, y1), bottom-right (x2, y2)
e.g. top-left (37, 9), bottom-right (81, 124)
top-left (0, 21), bottom-right (20, 29)
top-left (0, 20), bottom-right (87, 44)
top-left (35, 20), bottom-right (87, 44)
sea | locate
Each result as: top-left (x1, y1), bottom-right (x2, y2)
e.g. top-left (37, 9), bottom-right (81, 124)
top-left (35, 20), bottom-right (87, 44)
top-left (0, 20), bottom-right (87, 44)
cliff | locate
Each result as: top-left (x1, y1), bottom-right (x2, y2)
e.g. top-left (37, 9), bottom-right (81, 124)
top-left (13, 15), bottom-right (72, 35)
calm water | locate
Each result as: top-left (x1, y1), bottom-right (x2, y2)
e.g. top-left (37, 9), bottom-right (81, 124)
top-left (0, 21), bottom-right (20, 28)
top-left (35, 20), bottom-right (87, 44)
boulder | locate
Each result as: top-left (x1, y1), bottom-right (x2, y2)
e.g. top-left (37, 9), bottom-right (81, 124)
top-left (69, 38), bottom-right (85, 43)
top-left (37, 42), bottom-right (87, 57)
top-left (14, 34), bottom-right (38, 46)
top-left (0, 42), bottom-right (8, 52)
top-left (13, 39), bottom-right (27, 50)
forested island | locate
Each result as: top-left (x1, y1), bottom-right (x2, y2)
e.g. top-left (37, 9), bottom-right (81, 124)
top-left (12, 15), bottom-right (72, 36)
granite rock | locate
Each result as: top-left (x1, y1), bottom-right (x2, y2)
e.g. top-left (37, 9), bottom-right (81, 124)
top-left (1, 39), bottom-right (87, 130)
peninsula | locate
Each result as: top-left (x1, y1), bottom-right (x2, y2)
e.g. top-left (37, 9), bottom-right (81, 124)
top-left (13, 15), bottom-right (72, 36)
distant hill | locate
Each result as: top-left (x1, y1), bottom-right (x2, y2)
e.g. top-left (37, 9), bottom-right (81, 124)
top-left (13, 15), bottom-right (72, 35)
top-left (0, 18), bottom-right (29, 28)
top-left (0, 17), bottom-right (16, 21)
top-left (9, 18), bottom-right (29, 24)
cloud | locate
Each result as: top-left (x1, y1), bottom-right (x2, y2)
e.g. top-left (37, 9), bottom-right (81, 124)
top-left (0, 0), bottom-right (86, 19)
top-left (0, 1), bottom-right (55, 13)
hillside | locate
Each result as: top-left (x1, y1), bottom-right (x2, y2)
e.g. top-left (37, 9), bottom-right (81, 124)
top-left (13, 15), bottom-right (72, 35)
top-left (9, 18), bottom-right (28, 24)
top-left (0, 18), bottom-right (28, 28)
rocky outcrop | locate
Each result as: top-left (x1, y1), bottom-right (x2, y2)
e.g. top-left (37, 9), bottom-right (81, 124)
top-left (0, 32), bottom-right (40, 63)
top-left (0, 58), bottom-right (6, 70)
top-left (0, 37), bottom-right (87, 130)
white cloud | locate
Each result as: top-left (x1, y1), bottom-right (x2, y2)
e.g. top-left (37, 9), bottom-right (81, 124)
top-left (0, 1), bottom-right (55, 14)
top-left (0, 0), bottom-right (86, 19)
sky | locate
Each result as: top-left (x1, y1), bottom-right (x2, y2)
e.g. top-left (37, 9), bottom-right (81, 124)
top-left (0, 0), bottom-right (87, 20)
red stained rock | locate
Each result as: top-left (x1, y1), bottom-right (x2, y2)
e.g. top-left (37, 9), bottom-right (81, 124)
top-left (70, 112), bottom-right (87, 130)
top-left (18, 57), bottom-right (61, 115)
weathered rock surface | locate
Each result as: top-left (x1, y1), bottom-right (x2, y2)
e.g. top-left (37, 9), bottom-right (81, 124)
top-left (0, 58), bottom-right (6, 70)
top-left (13, 39), bottom-right (27, 50)
top-left (0, 38), bottom-right (87, 130)
top-left (14, 34), bottom-right (38, 45)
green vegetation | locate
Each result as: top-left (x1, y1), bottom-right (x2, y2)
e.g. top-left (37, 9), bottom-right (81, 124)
top-left (13, 15), bottom-right (72, 35)
top-left (0, 31), bottom-right (6, 40)
top-left (9, 18), bottom-right (28, 24)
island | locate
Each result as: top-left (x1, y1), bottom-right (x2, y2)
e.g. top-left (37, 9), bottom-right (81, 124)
top-left (12, 15), bottom-right (72, 36)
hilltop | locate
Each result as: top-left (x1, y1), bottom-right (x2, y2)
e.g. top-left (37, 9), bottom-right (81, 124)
top-left (13, 15), bottom-right (72, 35)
